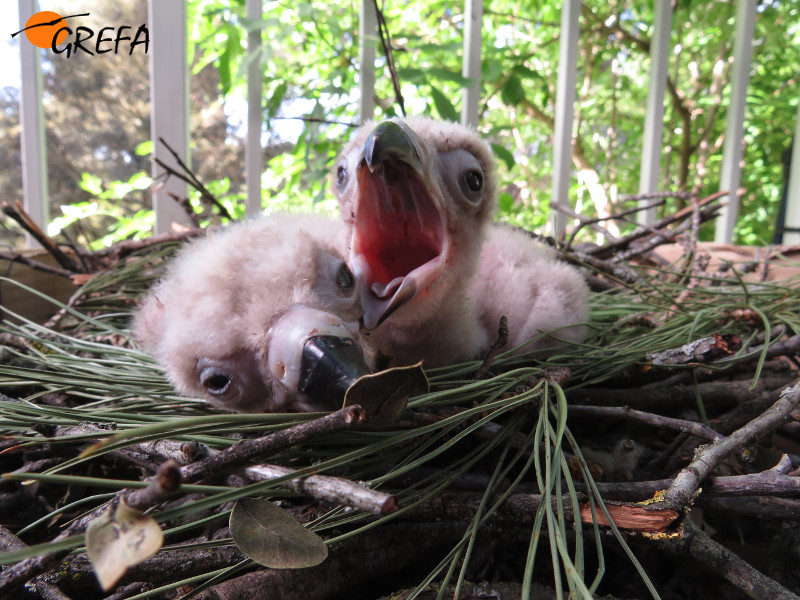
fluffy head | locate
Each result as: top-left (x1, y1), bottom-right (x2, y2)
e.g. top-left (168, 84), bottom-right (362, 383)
top-left (331, 117), bottom-right (497, 365)
top-left (133, 214), bottom-right (367, 412)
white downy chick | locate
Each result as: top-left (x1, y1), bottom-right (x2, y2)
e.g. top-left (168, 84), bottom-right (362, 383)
top-left (471, 224), bottom-right (589, 354)
top-left (334, 116), bottom-right (497, 366)
top-left (132, 214), bottom-right (371, 413)
top-left (334, 117), bottom-right (589, 365)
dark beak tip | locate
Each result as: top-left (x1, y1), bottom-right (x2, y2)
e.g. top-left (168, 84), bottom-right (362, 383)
top-left (362, 120), bottom-right (421, 170)
top-left (297, 335), bottom-right (370, 407)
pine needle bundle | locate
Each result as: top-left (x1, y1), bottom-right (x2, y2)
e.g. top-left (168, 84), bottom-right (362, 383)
top-left (1, 200), bottom-right (800, 600)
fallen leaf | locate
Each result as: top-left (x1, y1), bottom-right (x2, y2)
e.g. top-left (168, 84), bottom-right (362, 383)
top-left (230, 497), bottom-right (328, 568)
top-left (343, 362), bottom-right (429, 429)
top-left (86, 499), bottom-right (164, 590)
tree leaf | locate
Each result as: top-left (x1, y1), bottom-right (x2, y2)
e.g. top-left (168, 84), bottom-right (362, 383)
top-left (86, 499), bottom-right (164, 591)
top-left (492, 143), bottom-right (516, 170)
top-left (230, 498), bottom-right (328, 569)
top-left (343, 362), bottom-right (429, 429)
top-left (429, 86), bottom-right (459, 122)
top-left (501, 75), bottom-right (526, 106)
top-left (266, 81), bottom-right (288, 119)
top-left (427, 67), bottom-right (471, 86)
top-left (396, 67), bottom-right (427, 83)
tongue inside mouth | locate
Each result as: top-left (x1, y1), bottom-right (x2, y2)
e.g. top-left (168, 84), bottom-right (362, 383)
top-left (353, 160), bottom-right (447, 329)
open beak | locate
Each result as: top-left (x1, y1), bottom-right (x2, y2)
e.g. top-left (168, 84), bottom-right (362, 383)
top-left (267, 306), bottom-right (370, 411)
top-left (351, 119), bottom-right (450, 329)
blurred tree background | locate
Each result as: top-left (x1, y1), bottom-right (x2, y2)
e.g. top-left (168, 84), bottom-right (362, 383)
top-left (1, 0), bottom-right (798, 248)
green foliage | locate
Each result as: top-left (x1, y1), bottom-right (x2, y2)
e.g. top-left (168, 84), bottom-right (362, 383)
top-left (49, 172), bottom-right (154, 250)
top-left (40, 0), bottom-right (800, 246)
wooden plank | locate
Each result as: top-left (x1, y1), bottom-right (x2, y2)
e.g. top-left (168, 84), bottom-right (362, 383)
top-left (358, 0), bottom-right (377, 124)
top-left (551, 0), bottom-right (581, 238)
top-left (17, 0), bottom-right (50, 248)
top-left (148, 0), bottom-right (190, 235)
top-left (714, 0), bottom-right (756, 243)
top-left (0, 253), bottom-right (76, 324)
top-left (784, 101), bottom-right (800, 246)
top-left (245, 0), bottom-right (263, 217)
top-left (460, 0), bottom-right (482, 128)
top-left (637, 0), bottom-right (673, 225)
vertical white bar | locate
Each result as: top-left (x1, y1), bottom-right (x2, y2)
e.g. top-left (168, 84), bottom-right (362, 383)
top-left (245, 0), bottom-right (262, 217)
top-left (461, 0), bottom-right (482, 127)
top-left (148, 0), bottom-right (190, 235)
top-left (637, 0), bottom-right (673, 225)
top-left (784, 101), bottom-right (800, 246)
top-left (17, 0), bottom-right (49, 247)
top-left (551, 0), bottom-right (581, 238)
top-left (714, 0), bottom-right (756, 243)
top-left (359, 0), bottom-right (377, 124)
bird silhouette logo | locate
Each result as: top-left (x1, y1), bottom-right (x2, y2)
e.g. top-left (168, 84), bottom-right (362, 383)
top-left (10, 11), bottom-right (149, 58)
top-left (11, 11), bottom-right (85, 48)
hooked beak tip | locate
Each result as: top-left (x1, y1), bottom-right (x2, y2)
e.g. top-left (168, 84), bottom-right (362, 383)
top-left (362, 119), bottom-right (423, 174)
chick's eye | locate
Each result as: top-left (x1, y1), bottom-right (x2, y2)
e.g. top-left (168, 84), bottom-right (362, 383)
top-left (199, 367), bottom-right (233, 396)
top-left (465, 169), bottom-right (483, 192)
top-left (336, 262), bottom-right (355, 291)
top-left (336, 165), bottom-right (347, 187)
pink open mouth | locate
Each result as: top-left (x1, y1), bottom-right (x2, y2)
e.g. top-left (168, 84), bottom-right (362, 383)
top-left (352, 156), bottom-right (448, 329)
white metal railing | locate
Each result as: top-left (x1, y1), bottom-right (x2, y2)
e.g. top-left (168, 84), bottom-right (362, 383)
top-left (14, 0), bottom-right (800, 247)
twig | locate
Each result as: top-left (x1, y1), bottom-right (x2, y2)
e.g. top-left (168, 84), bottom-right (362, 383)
top-left (0, 460), bottom-right (181, 597)
top-left (192, 522), bottom-right (466, 600)
top-left (569, 377), bottom-right (794, 410)
top-left (1, 203), bottom-right (82, 273)
top-left (570, 251), bottom-right (642, 284)
top-left (49, 546), bottom-right (244, 595)
top-left (179, 405), bottom-right (366, 483)
top-left (552, 201), bottom-right (623, 247)
top-left (644, 333), bottom-right (740, 366)
top-left (661, 380), bottom-right (800, 511)
top-left (370, 0), bottom-right (405, 116)
top-left (86, 227), bottom-right (203, 259)
top-left (169, 191), bottom-right (202, 228)
top-left (475, 316), bottom-right (509, 378)
top-left (0, 250), bottom-right (77, 280)
top-left (588, 191), bottom-right (726, 258)
top-left (155, 138), bottom-right (234, 221)
top-left (615, 202), bottom-right (721, 262)
top-left (272, 116), bottom-right (357, 128)
top-left (243, 463), bottom-right (396, 515)
top-left (655, 517), bottom-right (799, 600)
top-left (567, 405), bottom-right (723, 442)
top-left (0, 527), bottom-right (71, 600)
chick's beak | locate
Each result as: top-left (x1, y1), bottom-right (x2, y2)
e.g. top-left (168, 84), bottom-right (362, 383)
top-left (352, 120), bottom-right (449, 329)
top-left (363, 119), bottom-right (425, 177)
top-left (268, 305), bottom-right (370, 412)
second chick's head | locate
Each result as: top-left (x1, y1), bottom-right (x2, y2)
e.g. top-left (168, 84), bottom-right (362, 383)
top-left (132, 214), bottom-right (372, 413)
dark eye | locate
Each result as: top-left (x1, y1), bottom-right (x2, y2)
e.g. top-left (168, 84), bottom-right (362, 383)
top-left (336, 165), bottom-right (347, 187)
top-left (336, 262), bottom-right (355, 291)
top-left (465, 169), bottom-right (483, 192)
top-left (199, 367), bottom-right (233, 396)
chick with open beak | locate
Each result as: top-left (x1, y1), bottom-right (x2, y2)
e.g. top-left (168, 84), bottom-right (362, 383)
top-left (132, 214), bottom-right (372, 413)
top-left (334, 117), bottom-right (497, 367)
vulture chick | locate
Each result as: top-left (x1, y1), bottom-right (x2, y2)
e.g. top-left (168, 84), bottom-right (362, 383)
top-left (471, 225), bottom-right (589, 354)
top-left (334, 117), bottom-right (589, 365)
top-left (334, 116), bottom-right (497, 366)
top-left (133, 214), bottom-right (371, 413)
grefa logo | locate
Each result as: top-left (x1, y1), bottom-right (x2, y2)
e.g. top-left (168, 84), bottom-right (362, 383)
top-left (11, 11), bottom-right (149, 58)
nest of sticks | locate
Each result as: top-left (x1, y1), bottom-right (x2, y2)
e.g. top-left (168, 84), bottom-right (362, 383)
top-left (1, 191), bottom-right (800, 600)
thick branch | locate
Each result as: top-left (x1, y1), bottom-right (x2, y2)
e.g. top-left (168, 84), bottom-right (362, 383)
top-left (655, 517), bottom-right (799, 600)
top-left (661, 381), bottom-right (800, 511)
